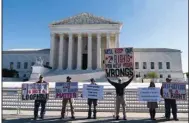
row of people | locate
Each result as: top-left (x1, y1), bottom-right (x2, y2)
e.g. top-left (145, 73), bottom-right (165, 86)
top-left (147, 76), bottom-right (178, 121)
top-left (107, 75), bottom-right (178, 121)
top-left (33, 75), bottom-right (179, 121)
top-left (34, 75), bottom-right (98, 120)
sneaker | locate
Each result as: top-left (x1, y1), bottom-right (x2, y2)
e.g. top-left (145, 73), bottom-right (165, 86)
top-left (166, 117), bottom-right (170, 121)
top-left (116, 116), bottom-right (119, 120)
top-left (123, 117), bottom-right (127, 120)
top-left (71, 116), bottom-right (75, 119)
top-left (40, 116), bottom-right (44, 120)
top-left (33, 116), bottom-right (38, 120)
top-left (93, 116), bottom-right (96, 119)
top-left (174, 118), bottom-right (179, 121)
top-left (87, 116), bottom-right (91, 119)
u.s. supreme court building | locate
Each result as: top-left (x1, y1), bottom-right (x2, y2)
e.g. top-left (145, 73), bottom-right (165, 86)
top-left (3, 13), bottom-right (184, 82)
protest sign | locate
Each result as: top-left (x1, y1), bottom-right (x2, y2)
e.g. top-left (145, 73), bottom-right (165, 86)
top-left (22, 83), bottom-right (49, 100)
top-left (104, 47), bottom-right (134, 77)
top-left (55, 82), bottom-right (78, 99)
top-left (138, 87), bottom-right (161, 102)
top-left (162, 82), bottom-right (186, 100)
top-left (82, 84), bottom-right (104, 100)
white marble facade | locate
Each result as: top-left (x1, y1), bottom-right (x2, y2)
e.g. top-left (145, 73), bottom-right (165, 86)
top-left (49, 13), bottom-right (122, 70)
top-left (2, 48), bottom-right (184, 79)
top-left (2, 13), bottom-right (184, 80)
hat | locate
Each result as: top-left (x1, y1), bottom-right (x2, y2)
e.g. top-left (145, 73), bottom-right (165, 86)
top-left (67, 76), bottom-right (71, 80)
top-left (90, 78), bottom-right (95, 82)
top-left (166, 76), bottom-right (172, 81)
top-left (39, 75), bottom-right (43, 78)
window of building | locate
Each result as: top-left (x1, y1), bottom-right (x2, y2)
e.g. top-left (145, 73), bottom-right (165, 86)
top-left (143, 62), bottom-right (147, 69)
top-left (135, 62), bottom-right (139, 69)
top-left (144, 74), bottom-right (146, 78)
top-left (168, 74), bottom-right (171, 78)
top-left (158, 62), bottom-right (162, 69)
top-left (24, 62), bottom-right (28, 69)
top-left (10, 62), bottom-right (14, 69)
top-left (160, 74), bottom-right (163, 78)
top-left (46, 62), bottom-right (49, 66)
top-left (23, 74), bottom-right (26, 78)
top-left (31, 62), bottom-right (35, 66)
top-left (136, 74), bottom-right (138, 78)
top-left (151, 62), bottom-right (154, 69)
top-left (138, 73), bottom-right (141, 77)
top-left (17, 62), bottom-right (21, 69)
top-left (166, 62), bottom-right (170, 69)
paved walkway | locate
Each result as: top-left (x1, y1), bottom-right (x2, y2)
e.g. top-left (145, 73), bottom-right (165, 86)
top-left (3, 110), bottom-right (188, 123)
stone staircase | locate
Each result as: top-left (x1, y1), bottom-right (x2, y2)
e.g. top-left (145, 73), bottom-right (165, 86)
top-left (43, 70), bottom-right (107, 82)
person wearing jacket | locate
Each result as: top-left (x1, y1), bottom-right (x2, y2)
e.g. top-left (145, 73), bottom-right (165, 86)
top-left (160, 76), bottom-right (179, 121)
top-left (107, 75), bottom-right (134, 120)
top-left (60, 76), bottom-right (75, 119)
top-left (147, 81), bottom-right (158, 120)
top-left (34, 75), bottom-right (48, 120)
top-left (87, 78), bottom-right (98, 119)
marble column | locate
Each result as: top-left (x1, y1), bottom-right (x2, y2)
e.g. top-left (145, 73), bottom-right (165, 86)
top-left (106, 33), bottom-right (110, 48)
top-left (116, 33), bottom-right (120, 48)
top-left (97, 33), bottom-right (101, 69)
top-left (67, 33), bottom-right (73, 70)
top-left (50, 33), bottom-right (55, 69)
top-left (77, 33), bottom-right (82, 70)
top-left (87, 33), bottom-right (92, 70)
top-left (58, 34), bottom-right (64, 69)
top-left (115, 33), bottom-right (118, 48)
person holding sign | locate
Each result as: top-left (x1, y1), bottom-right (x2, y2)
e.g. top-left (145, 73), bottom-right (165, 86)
top-left (147, 81), bottom-right (158, 120)
top-left (160, 76), bottom-right (179, 121)
top-left (60, 76), bottom-right (75, 119)
top-left (87, 78), bottom-right (98, 119)
top-left (34, 75), bottom-right (48, 120)
top-left (107, 75), bottom-right (134, 120)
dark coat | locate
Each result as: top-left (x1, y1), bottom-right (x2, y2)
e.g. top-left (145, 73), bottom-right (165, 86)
top-left (147, 102), bottom-right (158, 109)
top-left (147, 84), bottom-right (158, 109)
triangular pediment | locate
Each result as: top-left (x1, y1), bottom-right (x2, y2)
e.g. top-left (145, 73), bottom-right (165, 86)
top-left (50, 13), bottom-right (121, 25)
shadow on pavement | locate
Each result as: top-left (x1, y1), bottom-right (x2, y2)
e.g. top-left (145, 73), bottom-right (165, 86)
top-left (2, 117), bottom-right (187, 123)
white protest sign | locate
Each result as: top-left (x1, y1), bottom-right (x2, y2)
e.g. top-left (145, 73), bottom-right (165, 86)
top-left (22, 83), bottom-right (49, 100)
top-left (82, 84), bottom-right (104, 100)
top-left (138, 87), bottom-right (161, 102)
top-left (104, 47), bottom-right (134, 77)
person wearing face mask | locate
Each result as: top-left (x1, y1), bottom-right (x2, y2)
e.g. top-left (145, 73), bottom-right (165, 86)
top-left (160, 75), bottom-right (179, 121)
top-left (87, 78), bottom-right (98, 119)
top-left (34, 75), bottom-right (47, 120)
top-left (60, 76), bottom-right (75, 119)
top-left (106, 75), bottom-right (134, 120)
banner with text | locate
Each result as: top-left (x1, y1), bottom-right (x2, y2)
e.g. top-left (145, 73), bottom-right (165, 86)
top-left (162, 82), bottom-right (186, 100)
top-left (55, 82), bottom-right (78, 99)
top-left (138, 87), bottom-right (161, 102)
top-left (82, 84), bottom-right (104, 100)
top-left (104, 47), bottom-right (134, 77)
top-left (22, 83), bottom-right (49, 100)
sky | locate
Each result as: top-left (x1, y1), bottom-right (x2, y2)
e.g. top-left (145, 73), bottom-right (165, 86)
top-left (3, 0), bottom-right (188, 72)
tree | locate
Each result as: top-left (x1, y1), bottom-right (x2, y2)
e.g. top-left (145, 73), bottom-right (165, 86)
top-left (2, 68), bottom-right (19, 77)
top-left (146, 72), bottom-right (158, 79)
top-left (185, 72), bottom-right (189, 79)
top-left (43, 65), bottom-right (52, 69)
